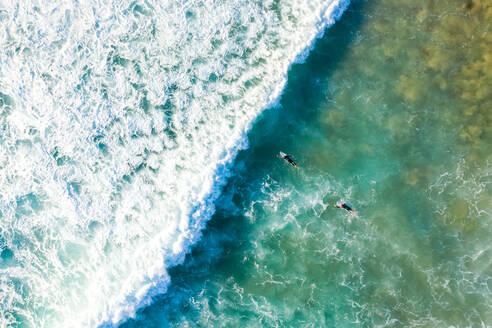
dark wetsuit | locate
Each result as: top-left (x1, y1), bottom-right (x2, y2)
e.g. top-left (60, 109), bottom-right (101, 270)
top-left (283, 155), bottom-right (297, 167)
top-left (341, 203), bottom-right (353, 212)
top-left (336, 201), bottom-right (354, 212)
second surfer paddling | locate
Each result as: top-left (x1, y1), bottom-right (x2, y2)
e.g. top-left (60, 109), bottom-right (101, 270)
top-left (280, 152), bottom-right (298, 168)
top-left (334, 201), bottom-right (356, 213)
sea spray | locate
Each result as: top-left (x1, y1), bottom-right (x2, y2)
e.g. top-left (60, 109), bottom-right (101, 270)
top-left (0, 0), bottom-right (349, 326)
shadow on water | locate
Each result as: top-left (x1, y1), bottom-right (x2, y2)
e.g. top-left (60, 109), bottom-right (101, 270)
top-left (118, 1), bottom-right (368, 327)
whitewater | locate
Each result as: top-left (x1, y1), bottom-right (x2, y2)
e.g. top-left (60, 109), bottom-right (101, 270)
top-left (0, 0), bottom-right (349, 326)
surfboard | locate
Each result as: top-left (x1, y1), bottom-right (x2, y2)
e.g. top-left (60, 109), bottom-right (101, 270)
top-left (279, 151), bottom-right (298, 168)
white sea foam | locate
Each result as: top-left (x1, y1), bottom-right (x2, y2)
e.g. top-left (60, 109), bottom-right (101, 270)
top-left (0, 0), bottom-right (349, 326)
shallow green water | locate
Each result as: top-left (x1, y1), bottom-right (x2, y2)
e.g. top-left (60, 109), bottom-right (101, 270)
top-left (121, 0), bottom-right (492, 326)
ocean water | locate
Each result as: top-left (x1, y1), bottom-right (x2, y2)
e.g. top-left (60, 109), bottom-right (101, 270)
top-left (0, 0), bottom-right (490, 327)
top-left (120, 0), bottom-right (492, 327)
top-left (0, 0), bottom-right (349, 327)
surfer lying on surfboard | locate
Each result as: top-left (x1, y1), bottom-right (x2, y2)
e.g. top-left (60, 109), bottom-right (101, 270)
top-left (334, 201), bottom-right (355, 213)
top-left (279, 151), bottom-right (298, 168)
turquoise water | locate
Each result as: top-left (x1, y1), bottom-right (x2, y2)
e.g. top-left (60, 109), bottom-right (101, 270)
top-left (0, 0), bottom-right (490, 326)
top-left (121, 0), bottom-right (492, 327)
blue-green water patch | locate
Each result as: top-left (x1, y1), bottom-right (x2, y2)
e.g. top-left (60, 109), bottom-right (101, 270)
top-left (121, 0), bottom-right (491, 326)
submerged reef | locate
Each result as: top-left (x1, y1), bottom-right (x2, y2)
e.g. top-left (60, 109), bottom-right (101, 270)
top-left (320, 0), bottom-right (491, 235)
top-left (419, 0), bottom-right (491, 157)
top-left (371, 0), bottom-right (491, 158)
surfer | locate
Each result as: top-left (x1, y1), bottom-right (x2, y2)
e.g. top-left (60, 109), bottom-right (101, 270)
top-left (279, 151), bottom-right (298, 168)
top-left (334, 201), bottom-right (355, 213)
